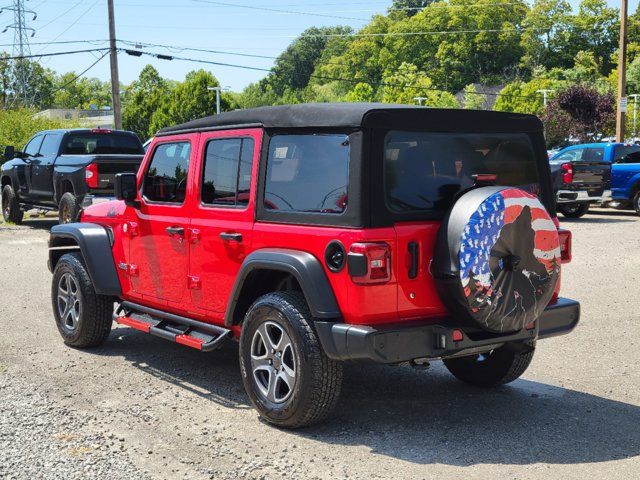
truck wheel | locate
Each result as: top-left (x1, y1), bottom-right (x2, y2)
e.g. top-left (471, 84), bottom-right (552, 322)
top-left (1, 184), bottom-right (23, 224)
top-left (239, 291), bottom-right (343, 428)
top-left (58, 192), bottom-right (81, 224)
top-left (558, 203), bottom-right (589, 218)
top-left (633, 192), bottom-right (640, 215)
top-left (51, 252), bottom-right (113, 348)
top-left (443, 341), bottom-right (535, 387)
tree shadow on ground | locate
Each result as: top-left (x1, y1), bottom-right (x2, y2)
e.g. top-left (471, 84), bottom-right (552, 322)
top-left (0, 218), bottom-right (57, 232)
top-left (91, 327), bottom-right (640, 467)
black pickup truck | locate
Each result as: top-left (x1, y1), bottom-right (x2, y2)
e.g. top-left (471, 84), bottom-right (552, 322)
top-left (1, 129), bottom-right (144, 224)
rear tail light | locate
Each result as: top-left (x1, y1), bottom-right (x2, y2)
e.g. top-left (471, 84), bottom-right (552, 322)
top-left (348, 242), bottom-right (391, 284)
top-left (91, 128), bottom-right (112, 133)
top-left (85, 162), bottom-right (99, 188)
top-left (558, 228), bottom-right (572, 263)
top-left (561, 162), bottom-right (573, 184)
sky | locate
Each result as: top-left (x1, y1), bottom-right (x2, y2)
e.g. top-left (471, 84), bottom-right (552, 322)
top-left (1, 0), bottom-right (639, 92)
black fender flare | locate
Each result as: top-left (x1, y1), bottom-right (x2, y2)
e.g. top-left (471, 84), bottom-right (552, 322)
top-left (48, 223), bottom-right (121, 297)
top-left (224, 248), bottom-right (341, 326)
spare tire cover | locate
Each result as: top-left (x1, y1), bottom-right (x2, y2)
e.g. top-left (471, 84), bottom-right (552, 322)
top-left (432, 186), bottom-right (561, 333)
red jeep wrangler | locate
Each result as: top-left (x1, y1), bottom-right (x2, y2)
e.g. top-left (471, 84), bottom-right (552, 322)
top-left (48, 104), bottom-right (579, 428)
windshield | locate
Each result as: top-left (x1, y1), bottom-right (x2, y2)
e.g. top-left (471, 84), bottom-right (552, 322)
top-left (62, 132), bottom-right (144, 155)
top-left (384, 131), bottom-right (540, 213)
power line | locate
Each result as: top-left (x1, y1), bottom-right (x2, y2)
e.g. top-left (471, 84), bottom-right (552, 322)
top-left (191, 0), bottom-right (370, 21)
top-left (0, 47), bottom-right (110, 60)
top-left (35, 0), bottom-right (99, 54)
top-left (0, 39), bottom-right (107, 48)
top-left (36, 0), bottom-right (84, 31)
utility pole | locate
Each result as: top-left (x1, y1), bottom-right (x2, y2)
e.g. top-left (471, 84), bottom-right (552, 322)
top-left (107, 0), bottom-right (122, 129)
top-left (616, 0), bottom-right (628, 142)
top-left (537, 89), bottom-right (554, 108)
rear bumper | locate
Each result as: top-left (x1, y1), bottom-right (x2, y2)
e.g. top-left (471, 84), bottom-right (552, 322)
top-left (556, 189), bottom-right (603, 204)
top-left (315, 298), bottom-right (580, 363)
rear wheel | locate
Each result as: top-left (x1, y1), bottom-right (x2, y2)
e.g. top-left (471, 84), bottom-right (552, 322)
top-left (2, 184), bottom-right (23, 224)
top-left (558, 203), bottom-right (589, 218)
top-left (239, 291), bottom-right (342, 428)
top-left (443, 341), bottom-right (535, 387)
top-left (51, 252), bottom-right (113, 347)
top-left (58, 192), bottom-right (80, 224)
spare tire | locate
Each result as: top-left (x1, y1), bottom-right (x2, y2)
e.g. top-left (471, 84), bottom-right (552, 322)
top-left (432, 186), bottom-right (560, 334)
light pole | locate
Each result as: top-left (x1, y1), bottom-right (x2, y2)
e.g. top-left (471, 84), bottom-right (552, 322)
top-left (537, 89), bottom-right (555, 108)
top-left (207, 86), bottom-right (230, 115)
top-left (414, 96), bottom-right (428, 106)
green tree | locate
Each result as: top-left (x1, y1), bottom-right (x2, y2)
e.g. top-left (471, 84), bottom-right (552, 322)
top-left (345, 82), bottom-right (376, 102)
top-left (463, 84), bottom-right (485, 109)
top-left (390, 0), bottom-right (432, 17)
top-left (520, 0), bottom-right (573, 71)
top-left (569, 0), bottom-right (619, 75)
top-left (122, 65), bottom-right (172, 140)
top-left (382, 62), bottom-right (458, 107)
top-left (149, 70), bottom-right (226, 133)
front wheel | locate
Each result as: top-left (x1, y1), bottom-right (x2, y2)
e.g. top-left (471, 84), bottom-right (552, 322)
top-left (558, 203), bottom-right (589, 218)
top-left (443, 341), bottom-right (535, 387)
top-left (2, 184), bottom-right (23, 224)
top-left (239, 291), bottom-right (343, 428)
top-left (51, 252), bottom-right (113, 347)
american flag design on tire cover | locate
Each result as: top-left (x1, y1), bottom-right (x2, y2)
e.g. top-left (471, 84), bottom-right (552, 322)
top-left (459, 188), bottom-right (560, 332)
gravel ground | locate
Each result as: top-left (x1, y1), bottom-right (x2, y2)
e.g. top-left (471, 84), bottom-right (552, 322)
top-left (0, 209), bottom-right (639, 479)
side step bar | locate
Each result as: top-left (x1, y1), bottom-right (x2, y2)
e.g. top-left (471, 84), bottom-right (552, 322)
top-left (113, 301), bottom-right (232, 352)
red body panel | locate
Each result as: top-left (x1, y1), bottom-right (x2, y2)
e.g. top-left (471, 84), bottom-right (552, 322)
top-left (81, 128), bottom-right (568, 335)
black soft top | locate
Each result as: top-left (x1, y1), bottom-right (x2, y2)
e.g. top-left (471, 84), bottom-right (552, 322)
top-left (157, 103), bottom-right (543, 136)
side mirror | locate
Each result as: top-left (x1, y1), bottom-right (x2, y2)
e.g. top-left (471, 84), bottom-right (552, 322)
top-left (4, 145), bottom-right (15, 160)
top-left (115, 173), bottom-right (139, 206)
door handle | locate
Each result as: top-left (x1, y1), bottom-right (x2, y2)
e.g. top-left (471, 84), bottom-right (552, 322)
top-left (408, 241), bottom-right (419, 279)
top-left (166, 226), bottom-right (185, 237)
top-left (219, 232), bottom-right (242, 243)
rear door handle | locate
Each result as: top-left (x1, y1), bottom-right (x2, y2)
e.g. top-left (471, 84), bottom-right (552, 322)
top-left (166, 226), bottom-right (185, 237)
top-left (219, 232), bottom-right (242, 243)
top-left (408, 241), bottom-right (419, 279)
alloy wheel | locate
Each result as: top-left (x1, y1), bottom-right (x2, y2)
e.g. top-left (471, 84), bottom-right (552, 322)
top-left (250, 321), bottom-right (297, 403)
top-left (57, 272), bottom-right (81, 332)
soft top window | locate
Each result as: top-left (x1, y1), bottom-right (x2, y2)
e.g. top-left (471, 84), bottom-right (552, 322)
top-left (384, 131), bottom-right (540, 214)
top-left (265, 134), bottom-right (349, 214)
top-left (63, 132), bottom-right (143, 155)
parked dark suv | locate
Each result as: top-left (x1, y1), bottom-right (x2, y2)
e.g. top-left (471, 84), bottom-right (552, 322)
top-left (48, 104), bottom-right (579, 427)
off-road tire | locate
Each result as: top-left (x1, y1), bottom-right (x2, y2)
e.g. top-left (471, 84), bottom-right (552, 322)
top-left (51, 252), bottom-right (113, 348)
top-left (58, 192), bottom-right (81, 224)
top-left (2, 184), bottom-right (23, 224)
top-left (632, 191), bottom-right (640, 216)
top-left (443, 341), bottom-right (535, 387)
top-left (558, 203), bottom-right (589, 218)
top-left (239, 291), bottom-right (343, 428)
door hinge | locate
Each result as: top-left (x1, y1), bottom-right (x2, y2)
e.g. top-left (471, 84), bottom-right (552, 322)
top-left (187, 275), bottom-right (201, 290)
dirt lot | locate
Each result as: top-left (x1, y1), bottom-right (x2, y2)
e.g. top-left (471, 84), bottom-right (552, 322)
top-left (1, 209), bottom-right (639, 480)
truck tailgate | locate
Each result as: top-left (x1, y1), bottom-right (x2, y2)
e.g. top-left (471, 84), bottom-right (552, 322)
top-left (94, 155), bottom-right (143, 192)
top-left (571, 160), bottom-right (611, 195)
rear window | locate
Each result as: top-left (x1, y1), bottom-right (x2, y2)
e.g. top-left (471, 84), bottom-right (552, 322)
top-left (265, 134), bottom-right (349, 214)
top-left (62, 132), bottom-right (143, 155)
top-left (384, 131), bottom-right (540, 213)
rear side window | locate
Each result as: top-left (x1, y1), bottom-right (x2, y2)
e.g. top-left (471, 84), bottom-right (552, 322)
top-left (201, 138), bottom-right (254, 206)
top-left (265, 134), bottom-right (349, 214)
top-left (614, 145), bottom-right (640, 162)
top-left (143, 142), bottom-right (191, 204)
top-left (39, 134), bottom-right (60, 156)
top-left (384, 131), bottom-right (540, 214)
top-left (577, 147), bottom-right (604, 162)
top-left (62, 132), bottom-right (144, 155)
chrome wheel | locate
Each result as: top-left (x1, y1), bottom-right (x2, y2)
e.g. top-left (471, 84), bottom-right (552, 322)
top-left (57, 273), bottom-right (81, 332)
top-left (250, 321), bottom-right (296, 403)
top-left (2, 192), bottom-right (9, 219)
